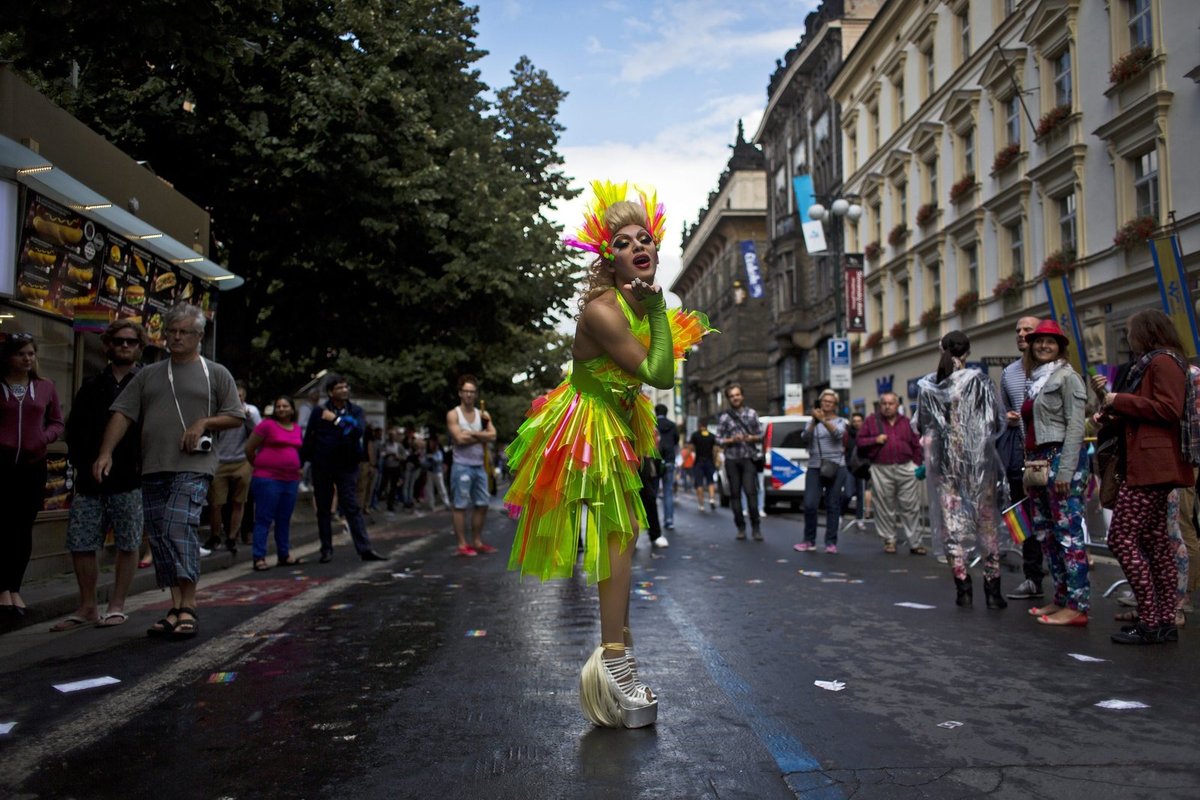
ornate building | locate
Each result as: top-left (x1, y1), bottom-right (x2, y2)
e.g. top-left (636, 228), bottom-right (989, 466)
top-left (672, 125), bottom-right (769, 425)
top-left (830, 0), bottom-right (1200, 406)
top-left (752, 0), bottom-right (882, 413)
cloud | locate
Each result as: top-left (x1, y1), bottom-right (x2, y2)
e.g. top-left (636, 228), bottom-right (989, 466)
top-left (603, 0), bottom-right (813, 84)
top-left (502, 0), bottom-right (523, 19)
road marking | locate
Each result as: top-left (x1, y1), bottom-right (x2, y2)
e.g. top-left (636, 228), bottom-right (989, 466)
top-left (658, 593), bottom-right (834, 787)
top-left (0, 539), bottom-right (430, 789)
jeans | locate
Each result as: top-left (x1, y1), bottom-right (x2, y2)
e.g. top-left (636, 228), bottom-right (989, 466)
top-left (804, 465), bottom-right (847, 545)
top-left (726, 457), bottom-right (761, 531)
top-left (657, 462), bottom-right (676, 527)
top-left (251, 477), bottom-right (300, 560)
top-left (312, 465), bottom-right (373, 555)
top-left (843, 475), bottom-right (867, 519)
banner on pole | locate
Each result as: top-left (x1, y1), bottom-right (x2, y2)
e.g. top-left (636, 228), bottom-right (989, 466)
top-left (1150, 234), bottom-right (1200, 359)
top-left (1042, 274), bottom-right (1089, 377)
top-left (793, 175), bottom-right (827, 254)
top-left (844, 256), bottom-right (865, 332)
top-left (739, 240), bottom-right (765, 299)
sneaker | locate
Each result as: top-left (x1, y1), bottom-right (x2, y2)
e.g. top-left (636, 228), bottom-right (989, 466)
top-left (665, 522), bottom-right (674, 530)
top-left (199, 546), bottom-right (213, 557)
top-left (709, 499), bottom-right (716, 511)
top-left (825, 545), bottom-right (838, 554)
top-left (1116, 589), bottom-right (1138, 608)
top-left (1005, 579), bottom-right (1044, 600)
top-left (793, 542), bottom-right (813, 552)
top-left (856, 519), bottom-right (865, 530)
top-left (653, 536), bottom-right (669, 548)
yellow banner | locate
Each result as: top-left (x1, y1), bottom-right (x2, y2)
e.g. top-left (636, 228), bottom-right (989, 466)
top-left (1042, 275), bottom-right (1088, 376)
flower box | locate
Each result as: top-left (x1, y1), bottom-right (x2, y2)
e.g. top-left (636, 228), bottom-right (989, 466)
top-left (919, 306), bottom-right (941, 327)
top-left (916, 203), bottom-right (937, 228)
top-left (949, 175), bottom-right (976, 205)
top-left (887, 225), bottom-right (909, 248)
top-left (864, 241), bottom-right (881, 261)
top-left (1040, 248), bottom-right (1077, 278)
top-left (953, 290), bottom-right (979, 314)
top-left (990, 143), bottom-right (1020, 175)
top-left (1113, 215), bottom-right (1156, 250)
top-left (865, 331), bottom-right (883, 349)
top-left (1035, 104), bottom-right (1072, 139)
top-left (992, 273), bottom-right (1022, 299)
top-left (890, 321), bottom-right (909, 339)
top-left (1110, 46), bottom-right (1153, 85)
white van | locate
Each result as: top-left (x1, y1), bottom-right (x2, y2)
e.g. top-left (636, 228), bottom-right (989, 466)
top-left (759, 414), bottom-right (813, 513)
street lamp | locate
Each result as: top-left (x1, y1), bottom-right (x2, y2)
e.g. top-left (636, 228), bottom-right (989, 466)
top-left (806, 198), bottom-right (862, 337)
top-left (807, 196), bottom-right (862, 410)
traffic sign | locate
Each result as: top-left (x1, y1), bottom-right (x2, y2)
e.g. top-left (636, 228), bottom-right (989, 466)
top-left (828, 337), bottom-right (852, 389)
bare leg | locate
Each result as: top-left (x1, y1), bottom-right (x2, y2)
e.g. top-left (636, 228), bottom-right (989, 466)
top-left (452, 509), bottom-right (469, 548)
top-left (70, 552), bottom-right (100, 619)
top-left (598, 531), bottom-right (633, 658)
top-left (470, 506), bottom-right (488, 547)
top-left (107, 549), bottom-right (137, 613)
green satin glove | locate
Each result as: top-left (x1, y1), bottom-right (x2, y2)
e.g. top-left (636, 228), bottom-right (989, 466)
top-left (634, 292), bottom-right (675, 389)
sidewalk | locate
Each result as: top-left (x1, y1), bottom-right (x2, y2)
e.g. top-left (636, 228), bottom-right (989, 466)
top-left (5, 502), bottom-right (453, 631)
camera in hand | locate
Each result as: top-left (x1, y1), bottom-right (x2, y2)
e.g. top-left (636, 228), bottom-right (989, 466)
top-left (196, 433), bottom-right (214, 452)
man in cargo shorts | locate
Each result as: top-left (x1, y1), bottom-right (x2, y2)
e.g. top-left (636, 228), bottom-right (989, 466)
top-left (446, 375), bottom-right (496, 556)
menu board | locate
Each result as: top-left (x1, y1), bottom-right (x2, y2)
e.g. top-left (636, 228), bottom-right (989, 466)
top-left (15, 195), bottom-right (104, 317)
top-left (12, 190), bottom-right (219, 337)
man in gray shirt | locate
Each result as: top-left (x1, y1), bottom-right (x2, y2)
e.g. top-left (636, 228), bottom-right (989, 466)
top-left (1000, 315), bottom-right (1046, 600)
top-left (94, 304), bottom-right (244, 639)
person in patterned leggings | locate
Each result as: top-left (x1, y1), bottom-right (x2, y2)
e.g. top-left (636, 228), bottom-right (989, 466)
top-left (1098, 309), bottom-right (1194, 645)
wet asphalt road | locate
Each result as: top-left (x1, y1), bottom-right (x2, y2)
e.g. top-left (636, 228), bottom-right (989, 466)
top-left (2, 498), bottom-right (1200, 799)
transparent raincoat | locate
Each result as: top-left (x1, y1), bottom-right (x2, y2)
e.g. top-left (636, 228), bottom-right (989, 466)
top-left (917, 366), bottom-right (1010, 558)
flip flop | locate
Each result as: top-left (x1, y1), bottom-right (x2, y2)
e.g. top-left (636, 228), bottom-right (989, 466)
top-left (96, 611), bottom-right (128, 627)
top-left (50, 615), bottom-right (97, 632)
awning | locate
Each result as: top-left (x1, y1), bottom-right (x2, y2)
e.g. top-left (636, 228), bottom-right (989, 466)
top-left (0, 134), bottom-right (243, 290)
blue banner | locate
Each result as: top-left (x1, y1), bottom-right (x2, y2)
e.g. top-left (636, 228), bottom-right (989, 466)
top-left (792, 175), bottom-right (827, 253)
top-left (1150, 234), bottom-right (1200, 358)
top-left (739, 240), bottom-right (764, 299)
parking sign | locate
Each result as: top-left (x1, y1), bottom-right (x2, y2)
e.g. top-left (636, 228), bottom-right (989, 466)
top-left (828, 338), bottom-right (852, 389)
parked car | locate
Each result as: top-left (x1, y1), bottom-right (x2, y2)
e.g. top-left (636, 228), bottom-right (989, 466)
top-left (760, 414), bottom-right (812, 514)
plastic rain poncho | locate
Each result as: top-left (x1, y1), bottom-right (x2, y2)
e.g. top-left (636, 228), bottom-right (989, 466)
top-left (917, 367), bottom-right (1010, 572)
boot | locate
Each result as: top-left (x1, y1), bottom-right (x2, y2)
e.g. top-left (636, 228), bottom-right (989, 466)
top-left (984, 577), bottom-right (1008, 609)
top-left (955, 575), bottom-right (973, 607)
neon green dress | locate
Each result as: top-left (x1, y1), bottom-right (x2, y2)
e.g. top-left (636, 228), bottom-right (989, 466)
top-left (505, 290), bottom-right (711, 583)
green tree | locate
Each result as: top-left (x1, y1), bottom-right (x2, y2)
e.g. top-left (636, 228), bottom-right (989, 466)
top-left (1, 0), bottom-right (577, 436)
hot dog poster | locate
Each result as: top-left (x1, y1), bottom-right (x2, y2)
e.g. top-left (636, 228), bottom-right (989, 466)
top-left (13, 191), bottom-right (216, 333)
top-left (15, 195), bottom-right (103, 316)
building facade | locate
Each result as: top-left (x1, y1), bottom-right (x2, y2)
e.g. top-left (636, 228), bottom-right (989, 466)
top-left (752, 0), bottom-right (882, 414)
top-left (830, 0), bottom-right (1200, 410)
top-left (672, 126), bottom-right (770, 426)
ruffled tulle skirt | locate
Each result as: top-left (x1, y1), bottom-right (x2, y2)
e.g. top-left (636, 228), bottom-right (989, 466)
top-left (504, 378), bottom-right (656, 584)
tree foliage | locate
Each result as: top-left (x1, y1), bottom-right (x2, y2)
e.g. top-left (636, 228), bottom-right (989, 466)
top-left (1, 0), bottom-right (578, 435)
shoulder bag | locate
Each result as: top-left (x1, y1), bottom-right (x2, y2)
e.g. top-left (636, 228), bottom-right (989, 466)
top-left (814, 421), bottom-right (841, 482)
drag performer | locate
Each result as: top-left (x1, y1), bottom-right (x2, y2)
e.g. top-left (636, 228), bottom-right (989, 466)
top-left (505, 181), bottom-right (711, 727)
top-left (918, 331), bottom-right (1009, 608)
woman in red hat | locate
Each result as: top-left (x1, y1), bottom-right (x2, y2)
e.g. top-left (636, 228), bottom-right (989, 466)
top-left (1021, 319), bottom-right (1091, 626)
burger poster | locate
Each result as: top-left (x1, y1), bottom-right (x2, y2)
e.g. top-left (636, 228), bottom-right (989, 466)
top-left (12, 191), bottom-right (219, 336)
top-left (15, 195), bottom-right (104, 317)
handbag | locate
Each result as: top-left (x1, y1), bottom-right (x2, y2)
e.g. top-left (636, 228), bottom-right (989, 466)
top-left (1022, 459), bottom-right (1050, 488)
top-left (814, 421), bottom-right (841, 482)
top-left (1094, 429), bottom-right (1125, 509)
top-left (724, 410), bottom-right (765, 471)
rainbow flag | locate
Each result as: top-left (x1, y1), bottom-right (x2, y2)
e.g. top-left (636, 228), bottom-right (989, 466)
top-left (1002, 500), bottom-right (1032, 545)
top-left (71, 304), bottom-right (112, 334)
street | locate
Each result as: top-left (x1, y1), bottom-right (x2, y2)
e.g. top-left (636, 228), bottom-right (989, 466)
top-left (2, 498), bottom-right (1200, 800)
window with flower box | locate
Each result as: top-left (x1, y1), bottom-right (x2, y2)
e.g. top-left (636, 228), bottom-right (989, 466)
top-left (1132, 149), bottom-right (1159, 220)
top-left (1058, 193), bottom-right (1077, 253)
top-left (1053, 48), bottom-right (1072, 108)
top-left (1128, 0), bottom-right (1151, 49)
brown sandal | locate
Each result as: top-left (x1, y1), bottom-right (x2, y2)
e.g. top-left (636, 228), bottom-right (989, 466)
top-left (1114, 609), bottom-right (1139, 623)
top-left (253, 559), bottom-right (271, 571)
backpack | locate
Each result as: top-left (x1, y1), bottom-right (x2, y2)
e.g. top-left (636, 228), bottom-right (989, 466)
top-left (1185, 364), bottom-right (1200, 465)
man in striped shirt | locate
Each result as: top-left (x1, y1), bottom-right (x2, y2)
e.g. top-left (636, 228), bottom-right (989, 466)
top-left (1000, 316), bottom-right (1045, 600)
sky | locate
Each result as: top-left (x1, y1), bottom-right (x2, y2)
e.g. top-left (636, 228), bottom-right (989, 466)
top-left (473, 0), bottom-right (821, 302)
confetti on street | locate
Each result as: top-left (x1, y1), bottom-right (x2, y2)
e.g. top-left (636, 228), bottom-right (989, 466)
top-left (53, 676), bottom-right (121, 693)
top-left (465, 630), bottom-right (487, 637)
top-left (208, 672), bottom-right (238, 684)
top-left (1068, 653), bottom-right (1107, 663)
top-left (895, 602), bottom-right (936, 610)
top-left (1095, 699), bottom-right (1149, 710)
top-left (814, 680), bottom-right (846, 691)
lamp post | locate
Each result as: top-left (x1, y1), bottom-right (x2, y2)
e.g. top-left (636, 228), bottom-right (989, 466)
top-left (807, 197), bottom-right (863, 338)
top-left (807, 197), bottom-right (862, 409)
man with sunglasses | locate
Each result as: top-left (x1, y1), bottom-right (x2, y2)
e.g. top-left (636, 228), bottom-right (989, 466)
top-left (54, 321), bottom-right (147, 630)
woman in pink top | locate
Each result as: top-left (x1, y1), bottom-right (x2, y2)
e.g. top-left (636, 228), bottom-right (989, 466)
top-left (245, 396), bottom-right (304, 571)
top-left (1, 332), bottom-right (64, 621)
